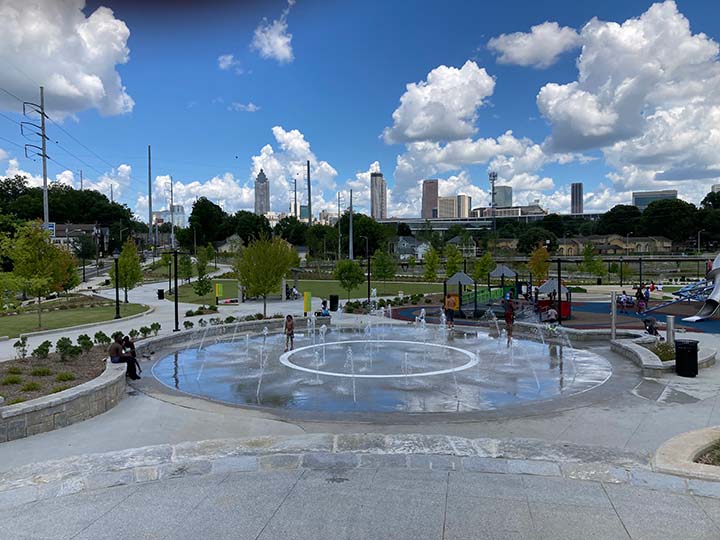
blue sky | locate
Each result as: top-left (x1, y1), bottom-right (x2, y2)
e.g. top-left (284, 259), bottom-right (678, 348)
top-left (0, 0), bottom-right (719, 221)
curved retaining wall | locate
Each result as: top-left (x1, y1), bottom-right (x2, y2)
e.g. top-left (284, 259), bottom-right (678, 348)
top-left (0, 360), bottom-right (126, 443)
top-left (0, 316), bottom-right (331, 442)
top-left (611, 336), bottom-right (716, 376)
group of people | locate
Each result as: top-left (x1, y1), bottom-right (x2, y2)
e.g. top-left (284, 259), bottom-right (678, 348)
top-left (108, 334), bottom-right (141, 380)
top-left (618, 282), bottom-right (656, 314)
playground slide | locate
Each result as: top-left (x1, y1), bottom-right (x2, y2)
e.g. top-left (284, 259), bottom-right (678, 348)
top-left (684, 254), bottom-right (720, 322)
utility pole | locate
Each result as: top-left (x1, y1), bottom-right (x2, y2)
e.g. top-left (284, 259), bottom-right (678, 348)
top-left (79, 169), bottom-right (83, 190)
top-left (110, 184), bottom-right (114, 203)
top-left (22, 87), bottom-right (50, 226)
top-left (169, 175), bottom-right (176, 249)
top-left (349, 189), bottom-right (354, 260)
top-left (307, 160), bottom-right (312, 226)
top-left (148, 145), bottom-right (152, 247)
top-left (294, 173), bottom-right (298, 218)
top-left (337, 192), bottom-right (342, 261)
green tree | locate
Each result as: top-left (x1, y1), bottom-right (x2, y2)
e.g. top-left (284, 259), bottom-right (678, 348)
top-left (701, 191), bottom-right (720, 210)
top-left (580, 244), bottom-right (606, 276)
top-left (423, 247), bottom-right (440, 281)
top-left (334, 259), bottom-right (365, 300)
top-left (540, 213), bottom-right (565, 237)
top-left (639, 199), bottom-right (698, 243)
top-left (472, 252), bottom-right (495, 283)
top-left (596, 205), bottom-right (641, 236)
top-left (371, 249), bottom-right (396, 283)
top-left (528, 246), bottom-right (550, 280)
top-left (188, 197), bottom-right (228, 246)
top-left (56, 247), bottom-right (80, 295)
top-left (444, 244), bottom-right (463, 277)
top-left (275, 216), bottom-right (309, 246)
top-left (5, 221), bottom-right (58, 327)
top-left (517, 228), bottom-right (558, 255)
top-left (233, 210), bottom-right (272, 245)
top-left (178, 254), bottom-right (193, 283)
top-left (205, 243), bottom-right (216, 269)
top-left (110, 238), bottom-right (143, 303)
top-left (192, 247), bottom-right (212, 304)
top-left (236, 236), bottom-right (297, 316)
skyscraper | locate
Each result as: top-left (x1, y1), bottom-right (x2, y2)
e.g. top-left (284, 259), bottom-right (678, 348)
top-left (571, 182), bottom-right (584, 214)
top-left (422, 179), bottom-right (438, 218)
top-left (437, 197), bottom-right (457, 218)
top-left (456, 194), bottom-right (472, 218)
top-left (254, 169), bottom-right (269, 215)
top-left (495, 185), bottom-right (512, 208)
top-left (370, 172), bottom-right (387, 220)
top-left (632, 190), bottom-right (677, 211)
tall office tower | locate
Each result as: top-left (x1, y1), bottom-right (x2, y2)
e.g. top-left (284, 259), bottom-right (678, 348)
top-left (632, 190), bottom-right (677, 211)
top-left (571, 182), bottom-right (584, 214)
top-left (495, 185), bottom-right (512, 208)
top-left (370, 172), bottom-right (387, 219)
top-left (456, 194), bottom-right (472, 218)
top-left (421, 179), bottom-right (439, 218)
top-left (254, 169), bottom-right (270, 215)
top-left (437, 196), bottom-right (457, 218)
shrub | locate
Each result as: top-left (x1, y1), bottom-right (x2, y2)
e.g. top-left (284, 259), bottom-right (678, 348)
top-left (185, 309), bottom-right (195, 317)
top-left (244, 315), bottom-right (255, 321)
top-left (56, 338), bottom-right (81, 362)
top-left (150, 322), bottom-right (161, 335)
top-left (654, 342), bottom-right (675, 362)
top-left (6, 367), bottom-right (22, 375)
top-left (209, 317), bottom-right (222, 326)
top-left (21, 381), bottom-right (41, 392)
top-left (224, 316), bottom-right (236, 324)
top-left (55, 372), bottom-right (76, 382)
top-left (208, 305), bottom-right (218, 312)
top-left (13, 337), bottom-right (28, 360)
top-left (30, 367), bottom-right (53, 377)
top-left (271, 313), bottom-right (284, 319)
top-left (94, 331), bottom-right (111, 346)
top-left (1, 375), bottom-right (22, 385)
top-left (198, 318), bottom-right (208, 327)
top-left (129, 328), bottom-right (140, 340)
top-left (7, 397), bottom-right (25, 404)
top-left (32, 340), bottom-right (53, 359)
top-left (111, 331), bottom-right (124, 341)
top-left (139, 326), bottom-right (151, 338)
top-left (51, 386), bottom-right (68, 394)
top-left (77, 334), bottom-right (94, 355)
top-left (425, 298), bottom-right (432, 304)
top-left (255, 313), bottom-right (264, 320)
top-left (183, 321), bottom-right (194, 330)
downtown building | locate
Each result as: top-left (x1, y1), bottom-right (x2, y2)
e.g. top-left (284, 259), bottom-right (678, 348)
top-left (632, 189), bottom-right (677, 211)
top-left (370, 171), bottom-right (387, 220)
top-left (495, 185), bottom-right (512, 208)
top-left (571, 182), bottom-right (583, 214)
top-left (421, 179), bottom-right (439, 218)
top-left (254, 169), bottom-right (270, 215)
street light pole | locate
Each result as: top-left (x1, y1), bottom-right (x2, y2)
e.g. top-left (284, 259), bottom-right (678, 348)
top-left (173, 249), bottom-right (180, 332)
top-left (361, 235), bottom-right (370, 304)
top-left (113, 249), bottom-right (121, 319)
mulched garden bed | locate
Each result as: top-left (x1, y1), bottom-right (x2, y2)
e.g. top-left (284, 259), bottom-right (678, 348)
top-left (696, 442), bottom-right (720, 466)
top-left (0, 347), bottom-right (108, 405)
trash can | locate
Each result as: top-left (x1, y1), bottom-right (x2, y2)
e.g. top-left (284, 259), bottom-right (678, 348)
top-left (675, 339), bottom-right (699, 377)
top-left (157, 289), bottom-right (165, 300)
top-left (329, 294), bottom-right (339, 312)
top-left (596, 278), bottom-right (602, 285)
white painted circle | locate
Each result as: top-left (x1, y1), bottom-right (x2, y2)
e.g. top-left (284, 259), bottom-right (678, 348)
top-left (279, 339), bottom-right (478, 379)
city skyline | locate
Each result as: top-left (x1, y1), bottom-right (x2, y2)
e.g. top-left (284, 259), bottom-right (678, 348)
top-left (1, 1), bottom-right (719, 222)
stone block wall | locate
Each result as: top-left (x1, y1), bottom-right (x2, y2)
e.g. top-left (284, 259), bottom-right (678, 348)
top-left (0, 361), bottom-right (126, 443)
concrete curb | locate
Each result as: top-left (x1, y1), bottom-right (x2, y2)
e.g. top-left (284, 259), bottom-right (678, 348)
top-left (18, 306), bottom-right (156, 339)
top-left (654, 427), bottom-right (720, 482)
top-left (0, 434), bottom-right (657, 509)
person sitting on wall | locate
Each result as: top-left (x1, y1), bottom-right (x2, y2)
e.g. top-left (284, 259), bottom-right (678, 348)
top-left (320, 300), bottom-right (330, 317)
top-left (108, 335), bottom-right (140, 380)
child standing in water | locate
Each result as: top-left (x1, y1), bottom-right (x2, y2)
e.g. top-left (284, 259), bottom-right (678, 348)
top-left (284, 314), bottom-right (295, 352)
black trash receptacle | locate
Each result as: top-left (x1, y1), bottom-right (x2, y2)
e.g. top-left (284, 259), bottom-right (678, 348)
top-left (329, 294), bottom-right (339, 312)
top-left (597, 277), bottom-right (602, 285)
top-left (675, 339), bottom-right (699, 377)
top-left (157, 289), bottom-right (165, 300)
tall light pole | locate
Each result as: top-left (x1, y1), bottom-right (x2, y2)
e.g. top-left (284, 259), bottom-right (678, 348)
top-left (361, 235), bottom-right (370, 304)
top-left (113, 249), bottom-right (121, 319)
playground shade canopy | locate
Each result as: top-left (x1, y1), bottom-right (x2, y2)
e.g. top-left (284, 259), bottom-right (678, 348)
top-left (489, 265), bottom-right (517, 278)
top-left (446, 272), bottom-right (475, 286)
top-left (537, 278), bottom-right (568, 295)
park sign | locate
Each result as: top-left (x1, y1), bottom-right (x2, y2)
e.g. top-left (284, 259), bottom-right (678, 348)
top-left (43, 222), bottom-right (56, 238)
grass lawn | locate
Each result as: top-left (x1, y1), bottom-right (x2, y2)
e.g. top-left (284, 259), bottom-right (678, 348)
top-left (1, 303), bottom-right (148, 338)
top-left (169, 279), bottom-right (445, 305)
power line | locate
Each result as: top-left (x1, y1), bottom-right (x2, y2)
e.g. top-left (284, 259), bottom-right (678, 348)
top-left (0, 85), bottom-right (23, 103)
top-left (0, 111), bottom-right (21, 126)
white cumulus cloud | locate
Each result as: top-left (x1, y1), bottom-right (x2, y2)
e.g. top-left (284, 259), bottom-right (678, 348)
top-left (488, 21), bottom-right (581, 68)
top-left (382, 61), bottom-right (495, 144)
top-left (251, 1), bottom-right (294, 64)
top-left (217, 54), bottom-right (243, 74)
top-left (228, 102), bottom-right (260, 112)
top-left (0, 0), bottom-right (133, 117)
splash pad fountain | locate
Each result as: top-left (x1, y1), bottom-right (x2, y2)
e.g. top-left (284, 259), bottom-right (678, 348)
top-left (151, 313), bottom-right (613, 414)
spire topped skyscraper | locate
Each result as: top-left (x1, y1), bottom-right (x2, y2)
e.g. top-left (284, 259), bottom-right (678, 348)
top-left (254, 169), bottom-right (270, 215)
